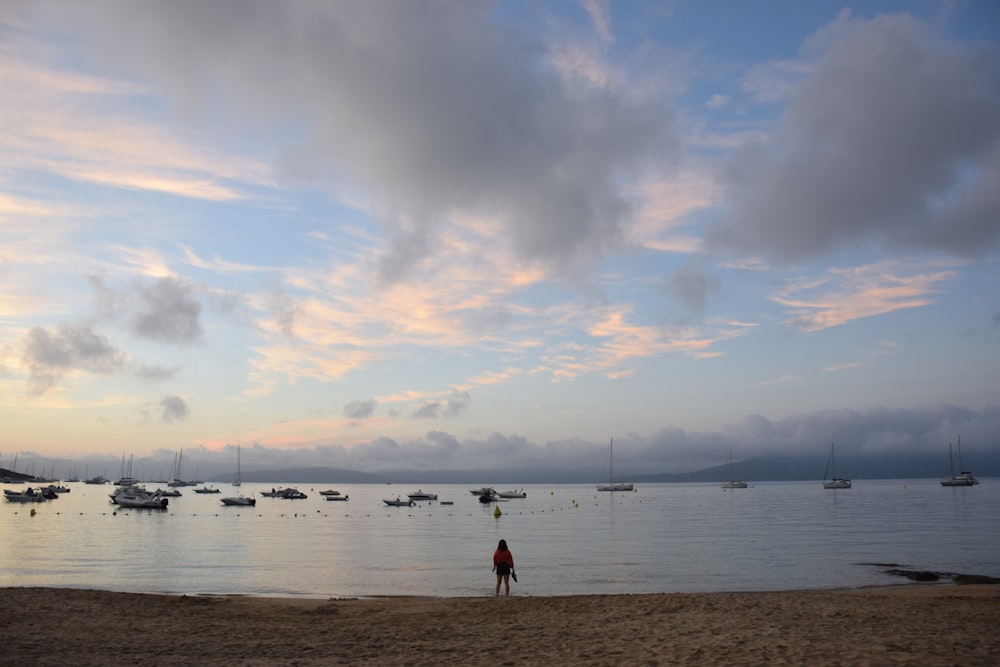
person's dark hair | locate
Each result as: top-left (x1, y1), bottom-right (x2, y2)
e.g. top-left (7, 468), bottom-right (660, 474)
top-left (497, 539), bottom-right (508, 551)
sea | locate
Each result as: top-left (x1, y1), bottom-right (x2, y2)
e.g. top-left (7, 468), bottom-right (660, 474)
top-left (2, 479), bottom-right (998, 599)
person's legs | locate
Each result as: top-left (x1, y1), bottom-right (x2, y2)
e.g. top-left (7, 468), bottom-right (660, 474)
top-left (503, 573), bottom-right (510, 596)
top-left (496, 574), bottom-right (502, 596)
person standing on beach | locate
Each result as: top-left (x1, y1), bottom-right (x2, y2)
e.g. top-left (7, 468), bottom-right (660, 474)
top-left (492, 539), bottom-right (515, 596)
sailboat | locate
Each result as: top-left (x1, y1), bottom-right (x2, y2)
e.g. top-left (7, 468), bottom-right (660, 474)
top-left (596, 438), bottom-right (633, 491)
top-left (822, 443), bottom-right (851, 489)
top-left (721, 450), bottom-right (748, 489)
top-left (941, 437), bottom-right (979, 487)
top-left (221, 445), bottom-right (255, 506)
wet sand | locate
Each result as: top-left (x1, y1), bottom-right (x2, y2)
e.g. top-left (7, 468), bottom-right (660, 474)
top-left (2, 585), bottom-right (998, 666)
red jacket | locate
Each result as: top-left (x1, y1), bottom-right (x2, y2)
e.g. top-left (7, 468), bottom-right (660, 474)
top-left (493, 549), bottom-right (515, 569)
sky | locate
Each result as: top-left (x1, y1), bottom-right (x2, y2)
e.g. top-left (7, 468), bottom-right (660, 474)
top-left (1, 0), bottom-right (999, 478)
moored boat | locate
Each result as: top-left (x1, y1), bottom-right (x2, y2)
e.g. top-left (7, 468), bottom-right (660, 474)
top-left (941, 437), bottom-right (979, 487)
top-left (114, 488), bottom-right (169, 509)
top-left (407, 490), bottom-right (437, 501)
top-left (3, 488), bottom-right (48, 503)
top-left (221, 495), bottom-right (256, 506)
top-left (823, 443), bottom-right (852, 489)
top-left (384, 497), bottom-right (414, 506)
top-left (497, 489), bottom-right (526, 498)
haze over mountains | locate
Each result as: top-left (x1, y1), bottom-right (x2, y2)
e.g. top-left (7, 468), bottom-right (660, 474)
top-left (5, 453), bottom-right (979, 485)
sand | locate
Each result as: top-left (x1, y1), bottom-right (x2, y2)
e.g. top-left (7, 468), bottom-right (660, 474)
top-left (1, 585), bottom-right (998, 666)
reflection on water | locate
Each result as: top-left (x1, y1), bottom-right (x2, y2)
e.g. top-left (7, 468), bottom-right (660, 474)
top-left (1, 480), bottom-right (998, 597)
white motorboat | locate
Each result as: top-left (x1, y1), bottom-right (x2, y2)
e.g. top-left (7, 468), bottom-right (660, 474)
top-left (194, 485), bottom-right (220, 494)
top-left (407, 490), bottom-right (437, 501)
top-left (497, 489), bottom-right (526, 498)
top-left (318, 489), bottom-right (341, 496)
top-left (114, 489), bottom-right (168, 509)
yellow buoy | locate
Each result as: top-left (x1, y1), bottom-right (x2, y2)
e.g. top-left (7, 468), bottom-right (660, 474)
top-left (493, 505), bottom-right (502, 518)
top-left (30, 508), bottom-right (36, 516)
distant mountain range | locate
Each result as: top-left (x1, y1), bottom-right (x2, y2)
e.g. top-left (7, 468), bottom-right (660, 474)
top-left (4, 451), bottom-right (997, 485)
top-left (198, 451), bottom-right (1000, 484)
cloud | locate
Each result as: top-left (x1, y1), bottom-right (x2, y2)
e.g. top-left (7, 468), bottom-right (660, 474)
top-left (770, 259), bottom-right (957, 332)
top-left (159, 395), bottom-right (189, 423)
top-left (666, 264), bottom-right (720, 316)
top-left (38, 0), bottom-right (675, 282)
top-left (130, 277), bottom-right (203, 344)
top-left (413, 390), bottom-right (472, 419)
top-left (344, 399), bottom-right (376, 420)
top-left (91, 275), bottom-right (203, 345)
top-left (706, 94), bottom-right (730, 110)
top-left (22, 324), bottom-right (127, 393)
top-left (709, 11), bottom-right (1000, 261)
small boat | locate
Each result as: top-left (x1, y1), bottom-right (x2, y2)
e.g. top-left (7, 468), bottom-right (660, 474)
top-left (497, 489), bottom-right (526, 498)
top-left (721, 450), bottom-right (748, 489)
top-left (42, 484), bottom-right (70, 494)
top-left (221, 446), bottom-right (255, 505)
top-left (3, 488), bottom-right (48, 503)
top-left (84, 476), bottom-right (109, 485)
top-left (941, 437), bottom-right (979, 487)
top-left (597, 438), bottom-right (634, 492)
top-left (439, 500), bottom-right (454, 505)
top-left (823, 443), bottom-right (852, 489)
top-left (318, 489), bottom-right (342, 496)
top-left (114, 489), bottom-right (169, 509)
top-left (221, 495), bottom-right (256, 506)
top-left (384, 497), bottom-right (414, 507)
top-left (470, 487), bottom-right (496, 496)
top-left (194, 485), bottom-right (220, 494)
top-left (324, 494), bottom-right (349, 501)
top-left (156, 488), bottom-right (182, 497)
top-left (261, 487), bottom-right (307, 499)
top-left (407, 490), bottom-right (437, 501)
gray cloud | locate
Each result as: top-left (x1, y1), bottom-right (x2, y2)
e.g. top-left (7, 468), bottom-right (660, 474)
top-left (160, 395), bottom-right (189, 423)
top-left (57, 0), bottom-right (675, 281)
top-left (134, 364), bottom-right (180, 381)
top-left (22, 324), bottom-right (127, 394)
top-left (413, 390), bottom-right (472, 419)
top-left (708, 12), bottom-right (1000, 261)
top-left (344, 399), bottom-right (376, 420)
top-left (666, 264), bottom-right (720, 316)
top-left (131, 277), bottom-right (203, 344)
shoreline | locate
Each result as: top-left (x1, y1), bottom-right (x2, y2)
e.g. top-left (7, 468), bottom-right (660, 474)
top-left (3, 585), bottom-right (998, 665)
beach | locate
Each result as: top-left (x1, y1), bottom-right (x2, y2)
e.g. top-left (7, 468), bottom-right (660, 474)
top-left (2, 585), bottom-right (998, 666)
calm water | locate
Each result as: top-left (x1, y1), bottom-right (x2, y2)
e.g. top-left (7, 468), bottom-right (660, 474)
top-left (2, 480), bottom-right (998, 598)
